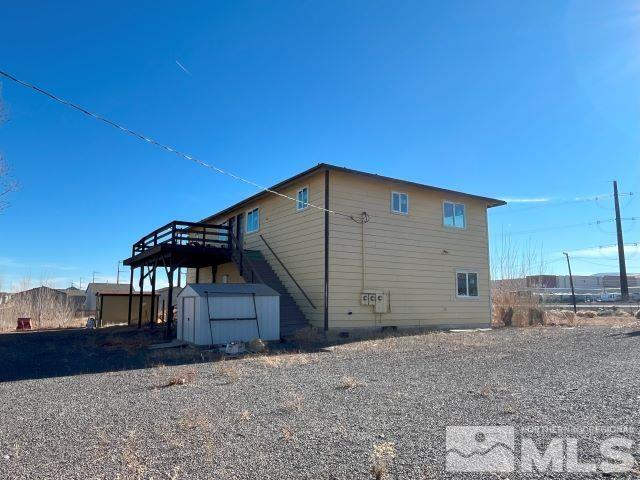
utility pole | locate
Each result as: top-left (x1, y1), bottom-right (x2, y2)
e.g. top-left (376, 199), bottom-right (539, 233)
top-left (92, 271), bottom-right (100, 283)
top-left (116, 261), bottom-right (124, 284)
top-left (613, 180), bottom-right (629, 301)
top-left (563, 252), bottom-right (577, 313)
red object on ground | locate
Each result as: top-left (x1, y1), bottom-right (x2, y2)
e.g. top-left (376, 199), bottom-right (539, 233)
top-left (16, 318), bottom-right (32, 330)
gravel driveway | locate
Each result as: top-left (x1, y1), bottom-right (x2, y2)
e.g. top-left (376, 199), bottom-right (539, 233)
top-left (1, 324), bottom-right (639, 479)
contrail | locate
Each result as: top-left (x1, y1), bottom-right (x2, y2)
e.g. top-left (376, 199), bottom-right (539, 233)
top-left (175, 60), bottom-right (192, 76)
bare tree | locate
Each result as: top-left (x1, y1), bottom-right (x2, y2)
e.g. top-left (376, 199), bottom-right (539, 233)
top-left (0, 88), bottom-right (18, 212)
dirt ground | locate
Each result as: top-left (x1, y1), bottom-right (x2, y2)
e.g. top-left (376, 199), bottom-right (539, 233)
top-left (0, 318), bottom-right (639, 479)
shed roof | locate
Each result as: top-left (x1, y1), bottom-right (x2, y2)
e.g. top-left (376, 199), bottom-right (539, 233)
top-left (85, 283), bottom-right (132, 295)
top-left (180, 283), bottom-right (280, 297)
top-left (201, 163), bottom-right (506, 223)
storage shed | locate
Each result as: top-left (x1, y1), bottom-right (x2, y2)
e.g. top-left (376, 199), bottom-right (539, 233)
top-left (177, 283), bottom-right (280, 346)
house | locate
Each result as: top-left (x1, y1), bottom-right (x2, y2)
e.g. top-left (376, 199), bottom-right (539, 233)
top-left (124, 164), bottom-right (504, 335)
top-left (84, 283), bottom-right (132, 312)
top-left (184, 164), bottom-right (505, 332)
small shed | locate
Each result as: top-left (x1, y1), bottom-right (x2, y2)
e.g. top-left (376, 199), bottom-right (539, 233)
top-left (177, 283), bottom-right (280, 346)
top-left (97, 293), bottom-right (158, 327)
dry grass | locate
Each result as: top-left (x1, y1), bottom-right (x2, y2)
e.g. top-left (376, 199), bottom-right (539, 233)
top-left (0, 281), bottom-right (81, 331)
top-left (178, 409), bottom-right (212, 431)
top-left (152, 367), bottom-right (197, 389)
top-left (543, 309), bottom-right (577, 326)
top-left (478, 385), bottom-right (493, 397)
top-left (338, 376), bottom-right (365, 390)
top-left (291, 326), bottom-right (325, 347)
top-left (577, 310), bottom-right (597, 318)
top-left (281, 426), bottom-right (295, 442)
top-left (218, 360), bottom-right (240, 384)
top-left (247, 337), bottom-right (267, 353)
top-left (280, 392), bottom-right (304, 414)
top-left (257, 352), bottom-right (313, 368)
top-left (119, 431), bottom-right (147, 480)
top-left (370, 442), bottom-right (396, 480)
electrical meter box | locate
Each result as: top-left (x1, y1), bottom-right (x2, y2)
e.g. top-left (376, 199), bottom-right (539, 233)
top-left (374, 291), bottom-right (389, 313)
top-left (361, 290), bottom-right (390, 313)
top-left (361, 290), bottom-right (378, 306)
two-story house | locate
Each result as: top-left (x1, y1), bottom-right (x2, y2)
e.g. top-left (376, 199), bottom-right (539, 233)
top-left (182, 163), bottom-right (505, 334)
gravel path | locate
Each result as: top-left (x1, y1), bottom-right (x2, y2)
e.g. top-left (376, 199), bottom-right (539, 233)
top-left (1, 325), bottom-right (639, 479)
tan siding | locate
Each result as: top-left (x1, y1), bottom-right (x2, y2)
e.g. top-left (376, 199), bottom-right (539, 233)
top-left (188, 167), bottom-right (494, 331)
top-left (190, 172), bottom-right (326, 327)
top-left (328, 170), bottom-right (491, 329)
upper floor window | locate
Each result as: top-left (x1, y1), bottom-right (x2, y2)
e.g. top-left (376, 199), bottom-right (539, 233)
top-left (296, 187), bottom-right (309, 211)
top-left (246, 208), bottom-right (260, 233)
top-left (391, 192), bottom-right (409, 214)
top-left (457, 271), bottom-right (479, 297)
top-left (443, 201), bottom-right (465, 228)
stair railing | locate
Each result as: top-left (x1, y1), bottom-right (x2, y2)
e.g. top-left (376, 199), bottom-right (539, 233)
top-left (259, 235), bottom-right (317, 310)
top-left (229, 232), bottom-right (264, 284)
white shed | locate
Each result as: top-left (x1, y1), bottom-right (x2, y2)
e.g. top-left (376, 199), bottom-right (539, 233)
top-left (176, 283), bottom-right (280, 346)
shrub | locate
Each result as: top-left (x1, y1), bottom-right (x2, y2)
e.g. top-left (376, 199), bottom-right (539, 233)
top-left (543, 310), bottom-right (576, 326)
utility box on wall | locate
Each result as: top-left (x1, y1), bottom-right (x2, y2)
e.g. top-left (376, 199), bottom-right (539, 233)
top-left (360, 289), bottom-right (390, 313)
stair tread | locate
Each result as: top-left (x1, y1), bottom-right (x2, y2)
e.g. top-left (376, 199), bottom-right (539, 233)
top-left (235, 249), bottom-right (310, 335)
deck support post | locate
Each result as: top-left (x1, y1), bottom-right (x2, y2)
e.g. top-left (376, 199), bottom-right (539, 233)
top-left (195, 267), bottom-right (200, 283)
top-left (149, 261), bottom-right (157, 326)
top-left (137, 267), bottom-right (145, 329)
top-left (127, 266), bottom-right (134, 326)
top-left (166, 263), bottom-right (175, 339)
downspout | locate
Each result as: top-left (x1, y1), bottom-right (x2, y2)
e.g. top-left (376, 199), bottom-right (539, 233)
top-left (324, 169), bottom-right (330, 332)
top-left (362, 216), bottom-right (366, 291)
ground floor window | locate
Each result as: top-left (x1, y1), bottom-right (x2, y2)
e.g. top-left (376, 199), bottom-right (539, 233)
top-left (456, 271), bottom-right (479, 297)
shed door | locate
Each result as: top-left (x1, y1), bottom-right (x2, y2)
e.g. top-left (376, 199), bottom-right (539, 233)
top-left (182, 297), bottom-right (196, 343)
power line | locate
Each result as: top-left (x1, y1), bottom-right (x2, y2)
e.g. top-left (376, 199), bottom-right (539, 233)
top-left (0, 69), bottom-right (358, 220)
top-left (490, 195), bottom-right (618, 216)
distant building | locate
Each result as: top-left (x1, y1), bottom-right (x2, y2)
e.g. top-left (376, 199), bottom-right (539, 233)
top-left (526, 275), bottom-right (557, 289)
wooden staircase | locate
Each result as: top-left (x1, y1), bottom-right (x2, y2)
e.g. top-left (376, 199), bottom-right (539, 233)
top-left (241, 250), bottom-right (309, 336)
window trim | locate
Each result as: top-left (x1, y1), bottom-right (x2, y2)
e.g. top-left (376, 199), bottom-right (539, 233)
top-left (296, 185), bottom-right (310, 212)
top-left (246, 207), bottom-right (260, 234)
top-left (443, 200), bottom-right (466, 229)
top-left (391, 191), bottom-right (409, 215)
top-left (456, 270), bottom-right (479, 299)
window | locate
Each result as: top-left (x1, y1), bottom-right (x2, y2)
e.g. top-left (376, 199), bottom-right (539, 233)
top-left (456, 271), bottom-right (479, 297)
top-left (443, 201), bottom-right (465, 228)
top-left (246, 208), bottom-right (260, 233)
top-left (391, 192), bottom-right (409, 214)
top-left (296, 187), bottom-right (309, 211)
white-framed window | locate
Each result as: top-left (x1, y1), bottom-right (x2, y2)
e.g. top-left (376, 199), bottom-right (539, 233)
top-left (246, 207), bottom-right (260, 233)
top-left (456, 271), bottom-right (479, 298)
top-left (391, 191), bottom-right (409, 214)
top-left (443, 201), bottom-right (465, 228)
top-left (296, 186), bottom-right (309, 211)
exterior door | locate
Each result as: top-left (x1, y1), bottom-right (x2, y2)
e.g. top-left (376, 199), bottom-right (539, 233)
top-left (182, 297), bottom-right (196, 343)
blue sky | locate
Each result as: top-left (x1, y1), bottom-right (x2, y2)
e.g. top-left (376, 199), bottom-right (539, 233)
top-left (1, 0), bottom-right (639, 291)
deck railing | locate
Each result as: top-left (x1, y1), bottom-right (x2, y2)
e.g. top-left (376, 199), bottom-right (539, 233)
top-left (132, 221), bottom-right (231, 254)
